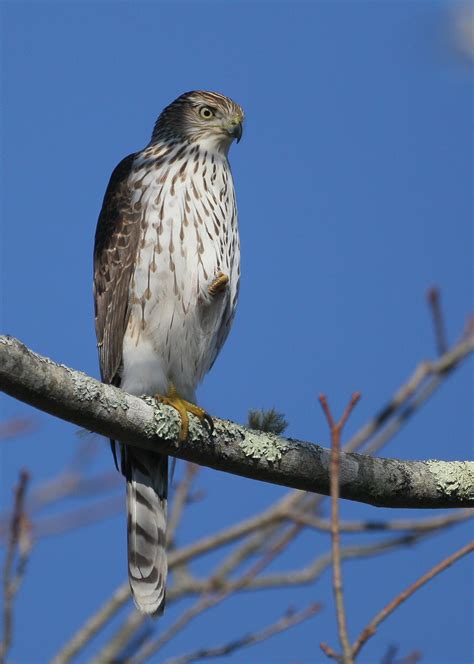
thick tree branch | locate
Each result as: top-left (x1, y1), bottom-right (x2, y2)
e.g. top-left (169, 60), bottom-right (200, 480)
top-left (1, 336), bottom-right (473, 509)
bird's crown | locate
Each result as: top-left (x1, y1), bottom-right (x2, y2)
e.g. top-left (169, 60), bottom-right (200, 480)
top-left (151, 90), bottom-right (244, 152)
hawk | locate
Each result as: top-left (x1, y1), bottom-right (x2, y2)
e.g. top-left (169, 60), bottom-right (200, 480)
top-left (93, 91), bottom-right (244, 614)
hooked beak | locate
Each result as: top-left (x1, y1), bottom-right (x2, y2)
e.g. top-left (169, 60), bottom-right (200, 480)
top-left (232, 121), bottom-right (243, 143)
top-left (227, 116), bottom-right (243, 143)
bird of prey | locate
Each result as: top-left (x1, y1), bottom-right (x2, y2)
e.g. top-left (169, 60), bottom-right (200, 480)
top-left (93, 91), bottom-right (244, 615)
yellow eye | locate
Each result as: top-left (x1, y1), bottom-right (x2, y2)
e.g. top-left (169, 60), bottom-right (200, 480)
top-left (199, 106), bottom-right (214, 120)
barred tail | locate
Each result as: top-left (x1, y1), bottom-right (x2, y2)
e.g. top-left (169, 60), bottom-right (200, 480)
top-left (125, 448), bottom-right (168, 615)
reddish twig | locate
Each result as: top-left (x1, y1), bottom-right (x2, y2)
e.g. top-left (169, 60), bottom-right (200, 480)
top-left (0, 417), bottom-right (36, 442)
top-left (381, 644), bottom-right (422, 664)
top-left (319, 641), bottom-right (341, 661)
top-left (319, 392), bottom-right (361, 664)
top-left (0, 470), bottom-right (32, 664)
top-left (398, 651), bottom-right (422, 664)
top-left (351, 540), bottom-right (474, 658)
top-left (461, 313), bottom-right (474, 340)
top-left (427, 287), bottom-right (448, 356)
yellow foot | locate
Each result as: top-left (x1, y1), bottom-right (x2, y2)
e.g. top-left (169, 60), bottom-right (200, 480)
top-left (208, 273), bottom-right (229, 297)
top-left (156, 386), bottom-right (213, 441)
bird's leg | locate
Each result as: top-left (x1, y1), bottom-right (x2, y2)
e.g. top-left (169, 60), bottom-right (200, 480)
top-left (208, 273), bottom-right (229, 297)
top-left (156, 384), bottom-right (213, 441)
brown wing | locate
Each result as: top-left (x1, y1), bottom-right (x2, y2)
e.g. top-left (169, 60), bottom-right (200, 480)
top-left (94, 153), bottom-right (141, 385)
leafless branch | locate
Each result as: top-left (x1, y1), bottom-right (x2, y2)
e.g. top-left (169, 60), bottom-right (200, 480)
top-left (164, 602), bottom-right (322, 664)
top-left (380, 644), bottom-right (422, 664)
top-left (0, 470), bottom-right (120, 539)
top-left (0, 417), bottom-right (36, 442)
top-left (30, 495), bottom-right (122, 539)
top-left (286, 506), bottom-right (473, 534)
top-left (168, 463), bottom-right (200, 544)
top-left (0, 470), bottom-right (32, 664)
top-left (50, 583), bottom-right (131, 664)
top-left (427, 287), bottom-right (448, 356)
top-left (345, 324), bottom-right (473, 454)
top-left (351, 540), bottom-right (474, 658)
top-left (319, 393), bottom-right (361, 664)
top-left (51, 483), bottom-right (466, 664)
top-left (88, 466), bottom-right (202, 664)
top-left (89, 610), bottom-right (147, 664)
top-left (1, 336), bottom-right (472, 509)
top-left (4, 311), bottom-right (472, 664)
top-left (131, 520), bottom-right (305, 664)
top-left (239, 535), bottom-right (427, 591)
top-left (51, 490), bottom-right (301, 664)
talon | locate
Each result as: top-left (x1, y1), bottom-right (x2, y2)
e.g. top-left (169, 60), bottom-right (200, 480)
top-left (155, 385), bottom-right (210, 441)
top-left (203, 412), bottom-right (214, 434)
top-left (208, 273), bottom-right (229, 297)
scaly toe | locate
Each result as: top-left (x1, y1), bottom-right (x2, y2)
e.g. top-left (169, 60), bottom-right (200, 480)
top-left (155, 392), bottom-right (212, 441)
top-left (156, 394), bottom-right (190, 441)
top-left (182, 400), bottom-right (214, 434)
top-left (208, 273), bottom-right (229, 296)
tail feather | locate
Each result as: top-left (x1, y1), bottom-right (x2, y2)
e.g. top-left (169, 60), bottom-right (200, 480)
top-left (125, 448), bottom-right (168, 615)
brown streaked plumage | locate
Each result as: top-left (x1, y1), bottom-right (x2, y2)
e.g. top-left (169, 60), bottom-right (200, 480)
top-left (93, 91), bottom-right (243, 615)
top-left (94, 153), bottom-right (140, 385)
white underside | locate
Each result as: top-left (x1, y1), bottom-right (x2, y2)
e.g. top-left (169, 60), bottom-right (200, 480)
top-left (120, 143), bottom-right (239, 402)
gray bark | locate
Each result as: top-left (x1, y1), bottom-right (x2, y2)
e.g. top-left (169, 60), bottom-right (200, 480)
top-left (0, 335), bottom-right (472, 509)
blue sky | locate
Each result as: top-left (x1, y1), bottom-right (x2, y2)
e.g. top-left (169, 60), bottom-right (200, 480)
top-left (1, 1), bottom-right (472, 663)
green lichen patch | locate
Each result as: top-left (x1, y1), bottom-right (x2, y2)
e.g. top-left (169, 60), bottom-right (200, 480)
top-left (72, 373), bottom-right (102, 402)
top-left (239, 430), bottom-right (288, 462)
top-left (427, 460), bottom-right (474, 500)
top-left (72, 374), bottom-right (129, 413)
top-left (213, 419), bottom-right (244, 446)
top-left (141, 397), bottom-right (183, 442)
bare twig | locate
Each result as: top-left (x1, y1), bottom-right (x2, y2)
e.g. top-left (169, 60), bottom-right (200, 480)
top-left (51, 481), bottom-right (470, 664)
top-left (92, 463), bottom-right (201, 661)
top-left (0, 470), bottom-right (120, 540)
top-left (207, 491), bottom-right (304, 586)
top-left (320, 642), bottom-right (340, 661)
top-left (0, 417), bottom-right (36, 442)
top-left (26, 316), bottom-right (473, 664)
top-left (28, 495), bottom-right (122, 540)
top-left (89, 610), bottom-right (147, 664)
top-left (286, 506), bottom-right (473, 534)
top-left (319, 393), bottom-right (361, 664)
top-left (380, 644), bottom-right (422, 664)
top-left (132, 521), bottom-right (305, 663)
top-left (0, 470), bottom-right (32, 664)
top-left (194, 532), bottom-right (436, 594)
top-left (51, 491), bottom-right (301, 664)
top-left (50, 583), bottom-right (131, 664)
top-left (398, 651), bottom-right (422, 664)
top-left (345, 329), bottom-right (473, 454)
top-left (168, 463), bottom-right (200, 545)
top-left (351, 540), bottom-right (474, 658)
top-left (164, 602), bottom-right (322, 664)
top-left (427, 287), bottom-right (448, 356)
top-left (51, 490), bottom-right (462, 663)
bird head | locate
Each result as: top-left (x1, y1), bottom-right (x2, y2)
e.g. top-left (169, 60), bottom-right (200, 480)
top-left (151, 91), bottom-right (244, 154)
